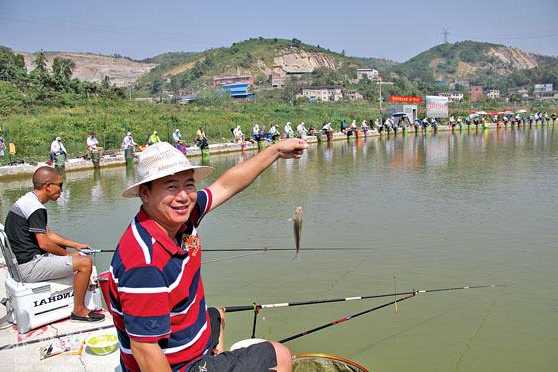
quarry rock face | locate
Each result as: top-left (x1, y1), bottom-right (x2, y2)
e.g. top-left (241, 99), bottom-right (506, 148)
top-left (273, 50), bottom-right (337, 74)
top-left (20, 52), bottom-right (156, 87)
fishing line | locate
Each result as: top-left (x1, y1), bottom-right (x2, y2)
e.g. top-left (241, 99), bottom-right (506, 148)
top-left (393, 275), bottom-right (398, 313)
top-left (455, 299), bottom-right (496, 370)
top-left (326, 256), bottom-right (367, 292)
top-left (202, 251), bottom-right (263, 264)
top-left (352, 304), bottom-right (458, 356)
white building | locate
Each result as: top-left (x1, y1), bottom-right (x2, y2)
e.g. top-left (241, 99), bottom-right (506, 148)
top-left (356, 68), bottom-right (379, 81)
top-left (301, 87), bottom-right (343, 102)
top-left (534, 83), bottom-right (554, 99)
top-left (344, 91), bottom-right (364, 101)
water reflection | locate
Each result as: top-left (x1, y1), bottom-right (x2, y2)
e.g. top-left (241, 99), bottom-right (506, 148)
top-left (1, 128), bottom-right (556, 218)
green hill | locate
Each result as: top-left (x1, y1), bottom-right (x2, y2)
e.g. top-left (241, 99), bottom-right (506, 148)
top-left (137, 39), bottom-right (558, 97)
top-left (136, 38), bottom-right (375, 94)
top-left (391, 40), bottom-right (558, 91)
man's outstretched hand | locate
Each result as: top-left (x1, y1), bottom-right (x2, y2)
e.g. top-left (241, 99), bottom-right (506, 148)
top-left (275, 138), bottom-right (308, 159)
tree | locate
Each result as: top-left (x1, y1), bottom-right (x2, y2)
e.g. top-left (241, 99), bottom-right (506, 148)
top-left (0, 48), bottom-right (27, 83)
top-left (311, 67), bottom-right (338, 86)
top-left (150, 79), bottom-right (162, 94)
top-left (281, 77), bottom-right (298, 104)
top-left (52, 58), bottom-right (74, 80)
top-left (51, 57), bottom-right (75, 91)
top-left (33, 51), bottom-right (47, 74)
top-left (356, 78), bottom-right (376, 100)
top-left (255, 73), bottom-right (268, 85)
top-left (102, 75), bottom-right (112, 90)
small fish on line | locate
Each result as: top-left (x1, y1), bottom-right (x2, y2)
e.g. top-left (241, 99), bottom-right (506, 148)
top-left (293, 206), bottom-right (303, 256)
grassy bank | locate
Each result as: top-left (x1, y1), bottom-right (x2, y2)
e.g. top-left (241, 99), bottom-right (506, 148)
top-left (1, 99), bottom-right (380, 162)
top-left (1, 98), bottom-right (556, 163)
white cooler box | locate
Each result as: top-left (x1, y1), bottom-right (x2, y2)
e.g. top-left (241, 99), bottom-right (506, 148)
top-left (3, 270), bottom-right (103, 334)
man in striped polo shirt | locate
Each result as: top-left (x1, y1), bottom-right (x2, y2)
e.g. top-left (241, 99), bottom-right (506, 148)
top-left (108, 140), bottom-right (307, 371)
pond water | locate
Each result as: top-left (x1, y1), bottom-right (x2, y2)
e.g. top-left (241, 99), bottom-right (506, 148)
top-left (1, 127), bottom-right (557, 371)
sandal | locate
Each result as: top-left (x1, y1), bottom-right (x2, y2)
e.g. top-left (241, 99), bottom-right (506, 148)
top-left (70, 311), bottom-right (105, 322)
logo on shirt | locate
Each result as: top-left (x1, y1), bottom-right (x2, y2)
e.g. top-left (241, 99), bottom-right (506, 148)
top-left (146, 319), bottom-right (160, 330)
top-left (182, 234), bottom-right (201, 257)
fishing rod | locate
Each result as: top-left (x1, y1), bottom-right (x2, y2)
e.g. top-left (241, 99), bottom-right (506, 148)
top-left (0, 324), bottom-right (115, 352)
top-left (83, 247), bottom-right (373, 254)
top-left (226, 284), bottom-right (500, 339)
top-left (279, 293), bottom-right (416, 344)
top-left (223, 284), bottom-right (499, 313)
top-left (278, 284), bottom-right (501, 343)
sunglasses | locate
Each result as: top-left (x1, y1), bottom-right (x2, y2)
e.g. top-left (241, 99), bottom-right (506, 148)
top-left (49, 182), bottom-right (63, 190)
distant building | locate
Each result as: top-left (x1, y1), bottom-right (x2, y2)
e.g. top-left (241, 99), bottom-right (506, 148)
top-left (344, 90), bottom-right (364, 101)
top-left (272, 66), bottom-right (286, 88)
top-left (388, 104), bottom-right (418, 123)
top-left (213, 74), bottom-right (254, 88)
top-left (356, 68), bottom-right (379, 82)
top-left (176, 89), bottom-right (193, 97)
top-left (437, 92), bottom-right (464, 102)
top-left (533, 83), bottom-right (554, 99)
top-left (470, 85), bottom-right (484, 102)
top-left (134, 97), bottom-right (155, 103)
top-left (301, 87), bottom-right (343, 102)
top-left (486, 89), bottom-right (500, 100)
top-left (451, 80), bottom-right (470, 90)
top-left (221, 82), bottom-right (254, 99)
top-left (271, 63), bottom-right (314, 88)
top-left (177, 95), bottom-right (197, 104)
top-left (509, 87), bottom-right (529, 99)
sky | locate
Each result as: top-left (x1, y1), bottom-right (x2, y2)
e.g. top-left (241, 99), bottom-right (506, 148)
top-left (1, 0), bottom-right (557, 62)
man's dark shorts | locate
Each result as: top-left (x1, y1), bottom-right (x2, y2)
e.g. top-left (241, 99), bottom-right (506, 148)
top-left (187, 342), bottom-right (277, 372)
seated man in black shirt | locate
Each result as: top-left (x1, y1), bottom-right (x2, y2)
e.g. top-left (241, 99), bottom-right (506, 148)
top-left (4, 166), bottom-right (104, 322)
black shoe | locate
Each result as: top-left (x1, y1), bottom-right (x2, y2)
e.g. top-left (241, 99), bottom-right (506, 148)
top-left (71, 311), bottom-right (105, 322)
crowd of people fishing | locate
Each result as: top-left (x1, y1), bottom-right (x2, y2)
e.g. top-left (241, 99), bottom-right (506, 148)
top-left (41, 126), bottom-right (210, 168)
top-left (1, 110), bottom-right (555, 169)
top-left (229, 110), bottom-right (557, 144)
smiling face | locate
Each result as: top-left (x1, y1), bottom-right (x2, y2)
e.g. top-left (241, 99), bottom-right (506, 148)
top-left (139, 170), bottom-right (197, 236)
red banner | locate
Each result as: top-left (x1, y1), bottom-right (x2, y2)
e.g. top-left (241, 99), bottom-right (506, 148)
top-left (388, 95), bottom-right (423, 104)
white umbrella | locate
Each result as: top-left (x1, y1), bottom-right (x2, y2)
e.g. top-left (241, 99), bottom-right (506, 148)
top-left (475, 111), bottom-right (488, 115)
top-left (516, 109), bottom-right (527, 113)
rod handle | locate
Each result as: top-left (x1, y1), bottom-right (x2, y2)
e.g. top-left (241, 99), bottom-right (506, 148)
top-left (223, 305), bottom-right (254, 313)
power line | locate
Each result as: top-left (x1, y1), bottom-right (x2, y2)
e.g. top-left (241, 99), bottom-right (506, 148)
top-left (443, 27), bottom-right (450, 44)
top-left (451, 31), bottom-right (558, 42)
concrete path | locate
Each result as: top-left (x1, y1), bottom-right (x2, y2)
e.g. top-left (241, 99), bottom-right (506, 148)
top-left (0, 266), bottom-right (120, 371)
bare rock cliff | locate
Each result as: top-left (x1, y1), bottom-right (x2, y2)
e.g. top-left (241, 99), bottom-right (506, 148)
top-left (20, 52), bottom-right (156, 87)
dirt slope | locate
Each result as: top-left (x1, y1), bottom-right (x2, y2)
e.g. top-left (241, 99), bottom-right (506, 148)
top-left (20, 51), bottom-right (156, 87)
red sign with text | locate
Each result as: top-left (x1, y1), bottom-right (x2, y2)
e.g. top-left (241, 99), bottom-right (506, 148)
top-left (388, 95), bottom-right (423, 104)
